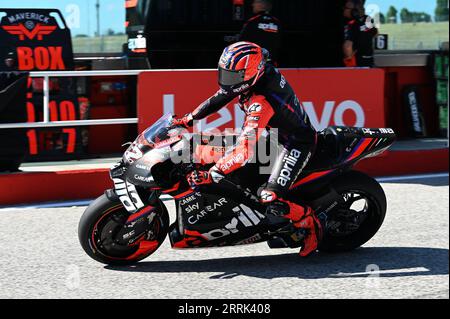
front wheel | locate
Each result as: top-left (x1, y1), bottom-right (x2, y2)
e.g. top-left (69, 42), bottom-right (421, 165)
top-left (318, 170), bottom-right (387, 253)
top-left (78, 192), bottom-right (169, 265)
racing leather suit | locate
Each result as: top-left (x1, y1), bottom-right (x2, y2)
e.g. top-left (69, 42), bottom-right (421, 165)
top-left (192, 63), bottom-right (317, 197)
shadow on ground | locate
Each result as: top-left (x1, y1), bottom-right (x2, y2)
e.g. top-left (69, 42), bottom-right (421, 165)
top-left (105, 246), bottom-right (449, 280)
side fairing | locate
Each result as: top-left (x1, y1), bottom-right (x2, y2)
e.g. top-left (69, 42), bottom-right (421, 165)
top-left (171, 191), bottom-right (267, 248)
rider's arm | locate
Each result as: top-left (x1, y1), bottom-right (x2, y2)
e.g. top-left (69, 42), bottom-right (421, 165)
top-left (213, 95), bottom-right (274, 175)
top-left (191, 89), bottom-right (238, 120)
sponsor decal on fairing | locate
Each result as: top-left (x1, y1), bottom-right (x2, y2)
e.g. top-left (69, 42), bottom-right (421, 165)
top-left (277, 149), bottom-right (302, 187)
top-left (187, 198), bottom-right (228, 225)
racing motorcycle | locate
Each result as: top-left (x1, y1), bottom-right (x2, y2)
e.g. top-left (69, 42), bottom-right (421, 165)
top-left (78, 113), bottom-right (396, 265)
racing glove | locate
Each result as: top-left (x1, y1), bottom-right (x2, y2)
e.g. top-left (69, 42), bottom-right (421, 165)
top-left (187, 166), bottom-right (224, 188)
top-left (172, 113), bottom-right (194, 128)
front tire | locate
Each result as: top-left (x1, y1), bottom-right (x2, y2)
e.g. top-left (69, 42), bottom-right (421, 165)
top-left (318, 170), bottom-right (387, 253)
top-left (78, 192), bottom-right (169, 265)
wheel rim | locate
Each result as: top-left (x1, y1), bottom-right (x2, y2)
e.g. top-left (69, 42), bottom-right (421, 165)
top-left (325, 190), bottom-right (379, 237)
top-left (90, 205), bottom-right (162, 261)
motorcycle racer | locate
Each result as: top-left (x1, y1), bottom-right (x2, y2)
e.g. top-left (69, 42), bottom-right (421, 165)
top-left (173, 41), bottom-right (322, 256)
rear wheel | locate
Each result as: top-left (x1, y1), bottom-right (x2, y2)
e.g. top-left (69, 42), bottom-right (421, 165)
top-left (318, 170), bottom-right (387, 252)
top-left (78, 193), bottom-right (169, 265)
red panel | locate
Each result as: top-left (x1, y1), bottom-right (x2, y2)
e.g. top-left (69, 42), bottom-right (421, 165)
top-left (89, 76), bottom-right (130, 105)
top-left (87, 105), bottom-right (128, 154)
top-left (383, 66), bottom-right (438, 138)
top-left (137, 68), bottom-right (386, 133)
top-left (0, 169), bottom-right (111, 206)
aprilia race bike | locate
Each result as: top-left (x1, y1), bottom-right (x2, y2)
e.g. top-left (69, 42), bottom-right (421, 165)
top-left (78, 113), bottom-right (396, 265)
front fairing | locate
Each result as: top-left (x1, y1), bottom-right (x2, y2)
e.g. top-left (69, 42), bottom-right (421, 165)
top-left (119, 114), bottom-right (176, 178)
top-left (125, 146), bottom-right (172, 188)
top-left (110, 113), bottom-right (189, 213)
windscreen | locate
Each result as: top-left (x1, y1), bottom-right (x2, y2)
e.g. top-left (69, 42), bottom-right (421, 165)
top-left (142, 113), bottom-right (184, 146)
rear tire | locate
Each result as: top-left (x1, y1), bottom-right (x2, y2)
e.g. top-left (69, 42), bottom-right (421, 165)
top-left (318, 170), bottom-right (387, 253)
top-left (78, 193), bottom-right (169, 265)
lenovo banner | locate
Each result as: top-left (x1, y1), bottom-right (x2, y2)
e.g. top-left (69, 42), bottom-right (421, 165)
top-left (137, 68), bottom-right (385, 133)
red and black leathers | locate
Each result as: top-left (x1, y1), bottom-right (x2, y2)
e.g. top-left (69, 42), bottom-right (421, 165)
top-left (239, 12), bottom-right (282, 65)
top-left (190, 63), bottom-right (320, 256)
top-left (344, 15), bottom-right (378, 67)
top-left (192, 63), bottom-right (317, 196)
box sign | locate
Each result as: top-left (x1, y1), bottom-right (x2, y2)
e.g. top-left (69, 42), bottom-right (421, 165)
top-left (137, 68), bottom-right (386, 133)
top-left (0, 8), bottom-right (74, 71)
top-left (0, 8), bottom-right (81, 161)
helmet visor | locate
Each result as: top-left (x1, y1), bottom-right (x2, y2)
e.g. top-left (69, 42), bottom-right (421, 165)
top-left (218, 67), bottom-right (245, 87)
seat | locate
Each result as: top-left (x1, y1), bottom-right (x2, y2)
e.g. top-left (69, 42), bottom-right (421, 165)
top-left (323, 127), bottom-right (342, 161)
top-left (302, 127), bottom-right (342, 172)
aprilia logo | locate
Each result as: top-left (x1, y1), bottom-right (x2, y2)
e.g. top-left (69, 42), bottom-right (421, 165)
top-left (277, 149), bottom-right (301, 187)
top-left (220, 153), bottom-right (245, 172)
top-left (258, 22), bottom-right (279, 33)
top-left (232, 83), bottom-right (250, 93)
top-left (113, 178), bottom-right (145, 213)
top-left (199, 204), bottom-right (265, 241)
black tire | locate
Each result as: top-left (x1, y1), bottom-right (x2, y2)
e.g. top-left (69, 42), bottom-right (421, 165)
top-left (318, 170), bottom-right (387, 253)
top-left (78, 192), bottom-right (169, 265)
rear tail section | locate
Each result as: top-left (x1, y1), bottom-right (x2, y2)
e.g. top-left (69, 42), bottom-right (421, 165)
top-left (319, 126), bottom-right (396, 166)
top-left (289, 126), bottom-right (396, 189)
top-left (346, 127), bottom-right (396, 162)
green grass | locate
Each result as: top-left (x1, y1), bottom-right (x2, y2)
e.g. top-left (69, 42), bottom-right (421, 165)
top-left (379, 22), bottom-right (449, 50)
top-left (72, 35), bottom-right (127, 53)
top-left (70, 22), bottom-right (450, 53)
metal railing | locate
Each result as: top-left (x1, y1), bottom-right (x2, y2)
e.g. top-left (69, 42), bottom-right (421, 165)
top-left (0, 70), bottom-right (147, 129)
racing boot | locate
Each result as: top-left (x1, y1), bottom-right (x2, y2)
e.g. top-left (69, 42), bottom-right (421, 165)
top-left (261, 190), bottom-right (323, 257)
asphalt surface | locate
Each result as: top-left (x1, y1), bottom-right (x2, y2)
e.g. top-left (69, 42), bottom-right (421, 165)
top-left (0, 175), bottom-right (448, 299)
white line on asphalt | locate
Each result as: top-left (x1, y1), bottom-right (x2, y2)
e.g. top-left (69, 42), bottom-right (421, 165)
top-left (0, 195), bottom-right (173, 211)
top-left (0, 199), bottom-right (94, 211)
top-left (331, 267), bottom-right (429, 277)
top-left (1, 173), bottom-right (448, 211)
top-left (376, 173), bottom-right (449, 183)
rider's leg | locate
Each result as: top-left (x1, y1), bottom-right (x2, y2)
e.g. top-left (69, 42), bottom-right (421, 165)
top-left (260, 132), bottom-right (323, 256)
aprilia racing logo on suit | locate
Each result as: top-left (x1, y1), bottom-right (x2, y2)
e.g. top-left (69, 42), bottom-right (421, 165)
top-left (232, 83), bottom-right (250, 93)
top-left (277, 149), bottom-right (302, 187)
top-left (220, 153), bottom-right (245, 172)
top-left (258, 22), bottom-right (279, 33)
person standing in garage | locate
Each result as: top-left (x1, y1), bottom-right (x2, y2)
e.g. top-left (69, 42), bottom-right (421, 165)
top-left (239, 0), bottom-right (282, 65)
top-left (343, 0), bottom-right (378, 67)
